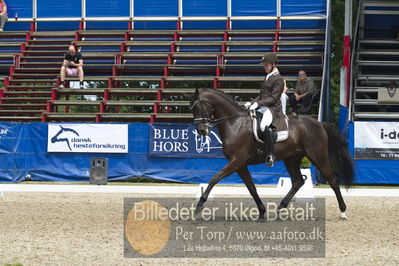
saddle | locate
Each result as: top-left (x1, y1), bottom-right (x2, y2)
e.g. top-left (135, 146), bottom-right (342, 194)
top-left (251, 110), bottom-right (289, 144)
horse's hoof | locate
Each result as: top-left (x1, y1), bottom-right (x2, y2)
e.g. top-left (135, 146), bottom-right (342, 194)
top-left (277, 206), bottom-right (286, 213)
top-left (195, 206), bottom-right (204, 216)
top-left (340, 212), bottom-right (348, 220)
top-left (257, 216), bottom-right (265, 223)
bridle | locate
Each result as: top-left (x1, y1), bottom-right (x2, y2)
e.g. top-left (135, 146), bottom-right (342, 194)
top-left (191, 97), bottom-right (240, 127)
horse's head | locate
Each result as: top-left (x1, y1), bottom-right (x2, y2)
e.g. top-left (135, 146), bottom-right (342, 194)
top-left (189, 89), bottom-right (214, 136)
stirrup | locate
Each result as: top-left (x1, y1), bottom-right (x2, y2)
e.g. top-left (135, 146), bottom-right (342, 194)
top-left (265, 155), bottom-right (275, 167)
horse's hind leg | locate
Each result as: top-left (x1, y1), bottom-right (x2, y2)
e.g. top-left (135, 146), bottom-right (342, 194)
top-left (196, 158), bottom-right (242, 214)
top-left (278, 156), bottom-right (305, 210)
top-left (321, 166), bottom-right (347, 219)
top-left (237, 166), bottom-right (265, 220)
top-left (305, 148), bottom-right (348, 219)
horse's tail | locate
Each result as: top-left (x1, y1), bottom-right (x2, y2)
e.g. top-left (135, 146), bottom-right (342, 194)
top-left (322, 122), bottom-right (354, 188)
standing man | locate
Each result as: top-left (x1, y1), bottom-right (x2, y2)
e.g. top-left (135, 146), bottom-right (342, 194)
top-left (59, 45), bottom-right (84, 89)
top-left (0, 0), bottom-right (7, 31)
top-left (244, 53), bottom-right (286, 167)
top-left (289, 70), bottom-right (316, 114)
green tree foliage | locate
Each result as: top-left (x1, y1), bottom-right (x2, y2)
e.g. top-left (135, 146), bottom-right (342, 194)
top-left (330, 0), bottom-right (345, 123)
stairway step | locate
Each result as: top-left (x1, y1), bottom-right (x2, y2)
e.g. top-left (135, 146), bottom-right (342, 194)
top-left (0, 97), bottom-right (50, 103)
top-left (0, 116), bottom-right (42, 121)
top-left (1, 96), bottom-right (50, 100)
top-left (21, 56), bottom-right (64, 60)
top-left (43, 112), bottom-right (98, 120)
top-left (26, 44), bottom-right (70, 49)
top-left (9, 79), bottom-right (56, 84)
top-left (0, 109), bottom-right (43, 114)
top-left (29, 39), bottom-right (73, 43)
top-left (0, 103), bottom-right (47, 109)
top-left (15, 68), bottom-right (60, 73)
top-left (358, 60), bottom-right (399, 66)
top-left (20, 62), bottom-right (61, 66)
top-left (3, 91), bottom-right (52, 96)
top-left (23, 50), bottom-right (66, 55)
top-left (12, 73), bottom-right (58, 78)
top-left (7, 85), bottom-right (55, 89)
top-left (31, 31), bottom-right (76, 37)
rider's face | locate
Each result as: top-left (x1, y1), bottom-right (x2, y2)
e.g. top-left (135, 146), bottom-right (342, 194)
top-left (263, 63), bottom-right (273, 74)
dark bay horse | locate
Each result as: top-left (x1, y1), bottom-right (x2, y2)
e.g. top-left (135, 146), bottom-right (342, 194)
top-left (190, 88), bottom-right (354, 220)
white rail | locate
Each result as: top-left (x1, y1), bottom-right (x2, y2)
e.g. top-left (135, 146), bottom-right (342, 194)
top-left (7, 15), bottom-right (327, 23)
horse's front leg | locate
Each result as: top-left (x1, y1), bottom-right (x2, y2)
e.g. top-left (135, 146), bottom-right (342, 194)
top-left (237, 166), bottom-right (266, 221)
top-left (196, 158), bottom-right (241, 214)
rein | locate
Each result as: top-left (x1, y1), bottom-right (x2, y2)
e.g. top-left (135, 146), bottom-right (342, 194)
top-left (191, 98), bottom-right (244, 127)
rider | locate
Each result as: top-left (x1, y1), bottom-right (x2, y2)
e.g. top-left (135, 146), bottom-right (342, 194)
top-left (245, 53), bottom-right (285, 167)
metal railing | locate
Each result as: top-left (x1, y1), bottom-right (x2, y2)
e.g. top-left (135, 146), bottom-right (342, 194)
top-left (348, 0), bottom-right (363, 121)
top-left (7, 15), bottom-right (327, 23)
top-left (317, 0), bottom-right (331, 122)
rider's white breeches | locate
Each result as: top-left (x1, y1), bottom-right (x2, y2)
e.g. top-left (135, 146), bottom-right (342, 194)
top-left (258, 107), bottom-right (273, 132)
top-left (280, 92), bottom-right (288, 115)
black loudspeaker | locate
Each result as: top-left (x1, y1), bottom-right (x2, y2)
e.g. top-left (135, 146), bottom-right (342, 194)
top-left (90, 158), bottom-right (108, 185)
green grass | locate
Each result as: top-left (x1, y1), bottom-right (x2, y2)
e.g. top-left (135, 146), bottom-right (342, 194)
top-left (4, 264), bottom-right (23, 266)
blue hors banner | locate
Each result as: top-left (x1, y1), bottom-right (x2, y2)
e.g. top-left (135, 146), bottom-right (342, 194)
top-left (47, 123), bottom-right (128, 153)
top-left (149, 124), bottom-right (224, 158)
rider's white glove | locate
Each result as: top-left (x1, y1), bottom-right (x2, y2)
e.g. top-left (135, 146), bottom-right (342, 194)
top-left (244, 102), bottom-right (251, 109)
top-left (249, 102), bottom-right (259, 111)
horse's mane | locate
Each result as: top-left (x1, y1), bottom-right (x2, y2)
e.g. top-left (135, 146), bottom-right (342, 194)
top-left (201, 88), bottom-right (244, 110)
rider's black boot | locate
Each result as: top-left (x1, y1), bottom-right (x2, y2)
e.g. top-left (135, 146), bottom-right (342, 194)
top-left (262, 127), bottom-right (276, 167)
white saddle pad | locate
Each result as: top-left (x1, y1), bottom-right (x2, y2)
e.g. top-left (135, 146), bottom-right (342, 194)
top-left (276, 130), bottom-right (289, 142)
top-left (252, 115), bottom-right (289, 143)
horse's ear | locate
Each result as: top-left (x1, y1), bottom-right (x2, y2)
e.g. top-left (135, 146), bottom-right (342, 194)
top-left (194, 88), bottom-right (200, 99)
top-left (181, 89), bottom-right (199, 99)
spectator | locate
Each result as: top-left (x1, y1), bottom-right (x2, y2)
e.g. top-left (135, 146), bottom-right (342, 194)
top-left (59, 45), bottom-right (84, 89)
top-left (0, 0), bottom-right (7, 31)
top-left (288, 70), bottom-right (316, 115)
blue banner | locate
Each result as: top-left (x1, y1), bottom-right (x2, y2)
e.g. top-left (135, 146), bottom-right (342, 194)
top-left (1, 121), bottom-right (398, 185)
top-left (0, 122), bottom-right (289, 185)
top-left (149, 124), bottom-right (224, 158)
top-left (0, 123), bottom-right (14, 153)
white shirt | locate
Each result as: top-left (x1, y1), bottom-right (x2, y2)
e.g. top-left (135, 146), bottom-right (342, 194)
top-left (266, 67), bottom-right (280, 81)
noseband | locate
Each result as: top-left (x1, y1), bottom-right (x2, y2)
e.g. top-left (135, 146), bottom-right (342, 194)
top-left (191, 98), bottom-right (214, 126)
